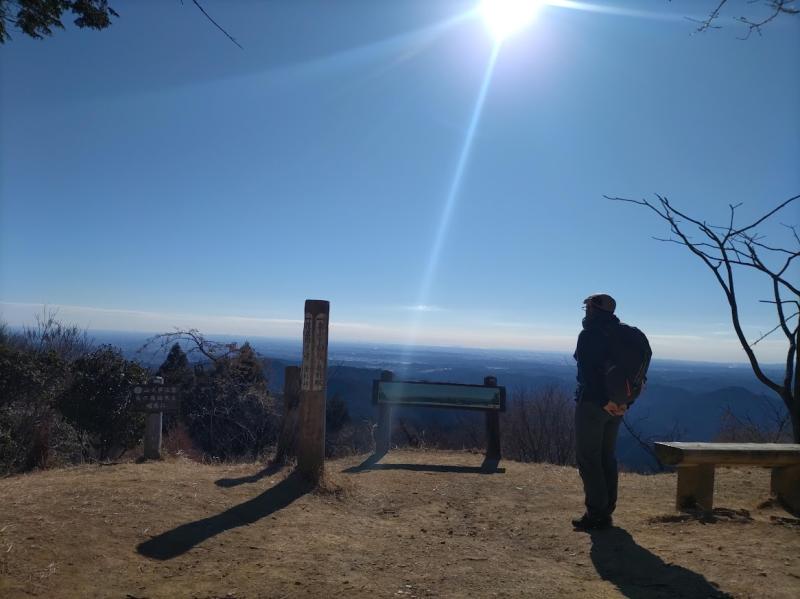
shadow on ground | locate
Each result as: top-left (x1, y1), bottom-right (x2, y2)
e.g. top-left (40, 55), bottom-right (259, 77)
top-left (342, 453), bottom-right (505, 474)
top-left (137, 472), bottom-right (311, 560)
top-left (589, 527), bottom-right (732, 599)
top-left (648, 507), bottom-right (753, 525)
top-left (215, 462), bottom-right (285, 488)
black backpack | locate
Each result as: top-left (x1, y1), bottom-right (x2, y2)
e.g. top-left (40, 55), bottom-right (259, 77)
top-left (602, 323), bottom-right (652, 405)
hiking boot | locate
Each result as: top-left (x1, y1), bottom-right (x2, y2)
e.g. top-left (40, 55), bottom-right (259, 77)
top-left (571, 514), bottom-right (612, 531)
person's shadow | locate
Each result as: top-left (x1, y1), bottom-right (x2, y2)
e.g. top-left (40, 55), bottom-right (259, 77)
top-left (137, 472), bottom-right (311, 560)
top-left (589, 527), bottom-right (732, 598)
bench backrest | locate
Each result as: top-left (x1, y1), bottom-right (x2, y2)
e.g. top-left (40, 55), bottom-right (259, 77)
top-left (655, 442), bottom-right (800, 467)
top-left (373, 379), bottom-right (506, 412)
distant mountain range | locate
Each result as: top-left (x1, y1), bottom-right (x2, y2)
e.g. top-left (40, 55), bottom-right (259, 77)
top-left (92, 330), bottom-right (789, 472)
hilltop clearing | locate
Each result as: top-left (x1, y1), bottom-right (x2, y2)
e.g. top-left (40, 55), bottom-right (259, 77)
top-left (1, 450), bottom-right (799, 598)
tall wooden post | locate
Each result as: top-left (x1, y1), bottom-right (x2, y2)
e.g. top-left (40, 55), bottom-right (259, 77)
top-left (274, 365), bottom-right (301, 465)
top-left (143, 376), bottom-right (164, 460)
top-left (484, 376), bottom-right (501, 460)
top-left (296, 300), bottom-right (330, 483)
top-left (143, 412), bottom-right (163, 460)
top-left (376, 370), bottom-right (394, 455)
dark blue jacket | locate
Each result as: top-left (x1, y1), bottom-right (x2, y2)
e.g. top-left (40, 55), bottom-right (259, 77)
top-left (574, 310), bottom-right (620, 406)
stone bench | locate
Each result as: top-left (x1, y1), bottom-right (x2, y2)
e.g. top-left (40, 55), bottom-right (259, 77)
top-left (373, 371), bottom-right (506, 460)
top-left (654, 442), bottom-right (800, 513)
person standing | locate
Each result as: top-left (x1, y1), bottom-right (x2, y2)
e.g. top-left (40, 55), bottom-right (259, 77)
top-left (572, 293), bottom-right (627, 531)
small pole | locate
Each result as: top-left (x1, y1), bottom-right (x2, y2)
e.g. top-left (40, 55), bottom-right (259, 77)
top-left (143, 376), bottom-right (164, 460)
top-left (274, 365), bottom-right (301, 464)
top-left (296, 299), bottom-right (330, 483)
top-left (376, 370), bottom-right (394, 455)
top-left (484, 376), bottom-right (501, 460)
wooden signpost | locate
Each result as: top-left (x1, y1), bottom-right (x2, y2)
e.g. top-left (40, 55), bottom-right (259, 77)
top-left (296, 299), bottom-right (330, 483)
top-left (133, 377), bottom-right (179, 460)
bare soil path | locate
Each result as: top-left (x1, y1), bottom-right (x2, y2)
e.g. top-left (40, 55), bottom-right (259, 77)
top-left (1, 450), bottom-right (799, 598)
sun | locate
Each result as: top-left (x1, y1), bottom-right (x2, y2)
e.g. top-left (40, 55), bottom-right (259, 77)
top-left (480, 0), bottom-right (544, 42)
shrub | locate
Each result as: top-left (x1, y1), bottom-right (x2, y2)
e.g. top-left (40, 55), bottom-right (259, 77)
top-left (57, 345), bottom-right (148, 461)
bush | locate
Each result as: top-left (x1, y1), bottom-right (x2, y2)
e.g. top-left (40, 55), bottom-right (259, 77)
top-left (182, 343), bottom-right (279, 459)
top-left (57, 345), bottom-right (148, 461)
top-left (0, 344), bottom-right (68, 473)
top-left (502, 386), bottom-right (576, 465)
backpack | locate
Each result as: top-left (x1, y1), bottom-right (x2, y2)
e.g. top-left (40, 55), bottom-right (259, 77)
top-left (602, 323), bottom-right (652, 405)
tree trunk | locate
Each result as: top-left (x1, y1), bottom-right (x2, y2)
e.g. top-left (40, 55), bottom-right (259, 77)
top-left (793, 328), bottom-right (800, 443)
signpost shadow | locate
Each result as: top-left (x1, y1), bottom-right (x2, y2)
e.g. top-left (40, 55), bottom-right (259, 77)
top-left (215, 462), bottom-right (285, 488)
top-left (342, 453), bottom-right (504, 474)
top-left (137, 473), bottom-right (311, 560)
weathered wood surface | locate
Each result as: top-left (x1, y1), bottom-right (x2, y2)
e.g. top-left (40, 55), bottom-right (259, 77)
top-left (296, 299), bottom-right (329, 483)
top-left (771, 465), bottom-right (800, 512)
top-left (376, 370), bottom-right (394, 456)
top-left (675, 465), bottom-right (715, 511)
top-left (655, 442), bottom-right (800, 466)
top-left (484, 376), bottom-right (501, 460)
top-left (143, 412), bottom-right (163, 460)
top-left (656, 442), bottom-right (800, 513)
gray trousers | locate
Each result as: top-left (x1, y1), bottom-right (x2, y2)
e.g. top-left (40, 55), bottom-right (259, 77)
top-left (575, 400), bottom-right (621, 520)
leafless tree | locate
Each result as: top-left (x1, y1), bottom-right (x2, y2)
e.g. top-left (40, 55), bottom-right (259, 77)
top-left (503, 386), bottom-right (576, 465)
top-left (140, 328), bottom-right (242, 365)
top-left (12, 308), bottom-right (92, 362)
top-left (716, 396), bottom-right (793, 442)
top-left (140, 329), bottom-right (277, 459)
top-left (688, 0), bottom-right (799, 38)
top-left (607, 194), bottom-right (799, 441)
top-left (622, 414), bottom-right (686, 472)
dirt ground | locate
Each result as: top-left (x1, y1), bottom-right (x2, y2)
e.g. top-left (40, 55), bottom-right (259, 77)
top-left (1, 449), bottom-right (799, 598)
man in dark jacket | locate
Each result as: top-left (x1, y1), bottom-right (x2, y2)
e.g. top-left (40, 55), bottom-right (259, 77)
top-left (572, 293), bottom-right (626, 531)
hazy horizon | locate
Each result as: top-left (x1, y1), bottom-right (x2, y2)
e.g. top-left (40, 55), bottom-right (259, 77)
top-left (1, 300), bottom-right (789, 367)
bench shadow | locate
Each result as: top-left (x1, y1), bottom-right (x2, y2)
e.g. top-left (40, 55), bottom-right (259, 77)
top-left (342, 453), bottom-right (504, 474)
top-left (137, 472), bottom-right (311, 560)
top-left (589, 526), bottom-right (732, 599)
top-left (214, 462), bottom-right (285, 488)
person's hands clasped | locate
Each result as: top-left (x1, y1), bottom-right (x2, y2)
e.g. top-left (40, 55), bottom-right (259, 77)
top-left (603, 401), bottom-right (627, 417)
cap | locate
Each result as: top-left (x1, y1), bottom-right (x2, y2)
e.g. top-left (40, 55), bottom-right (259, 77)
top-left (583, 293), bottom-right (616, 314)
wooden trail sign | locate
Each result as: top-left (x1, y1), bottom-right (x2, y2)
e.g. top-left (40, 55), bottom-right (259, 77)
top-left (132, 384), bottom-right (180, 413)
top-left (133, 379), bottom-right (180, 460)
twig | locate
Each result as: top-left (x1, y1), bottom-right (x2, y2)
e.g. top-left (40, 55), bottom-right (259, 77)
top-left (191, 0), bottom-right (243, 49)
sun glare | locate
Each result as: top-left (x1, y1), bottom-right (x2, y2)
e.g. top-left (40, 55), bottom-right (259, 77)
top-left (480, 0), bottom-right (543, 42)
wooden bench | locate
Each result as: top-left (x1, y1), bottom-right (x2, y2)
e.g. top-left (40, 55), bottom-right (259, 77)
top-left (654, 442), bottom-right (800, 513)
top-left (372, 370), bottom-right (506, 459)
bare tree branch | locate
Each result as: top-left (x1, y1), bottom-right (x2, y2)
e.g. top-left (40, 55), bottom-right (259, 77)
top-left (609, 193), bottom-right (800, 440)
top-left (191, 0), bottom-right (243, 49)
top-left (734, 0), bottom-right (800, 39)
top-left (688, 0), bottom-right (799, 38)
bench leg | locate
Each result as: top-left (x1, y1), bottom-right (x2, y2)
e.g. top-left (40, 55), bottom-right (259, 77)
top-left (376, 404), bottom-right (392, 455)
top-left (676, 465), bottom-right (715, 512)
top-left (771, 465), bottom-right (800, 514)
top-left (485, 411), bottom-right (501, 460)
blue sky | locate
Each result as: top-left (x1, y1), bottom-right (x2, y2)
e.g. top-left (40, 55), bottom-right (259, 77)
top-left (1, 0), bottom-right (798, 362)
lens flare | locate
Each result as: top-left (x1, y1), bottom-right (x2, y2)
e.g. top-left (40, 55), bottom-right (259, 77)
top-left (480, 0), bottom-right (543, 42)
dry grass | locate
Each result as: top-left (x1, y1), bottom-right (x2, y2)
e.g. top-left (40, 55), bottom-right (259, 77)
top-left (1, 450), bottom-right (799, 598)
